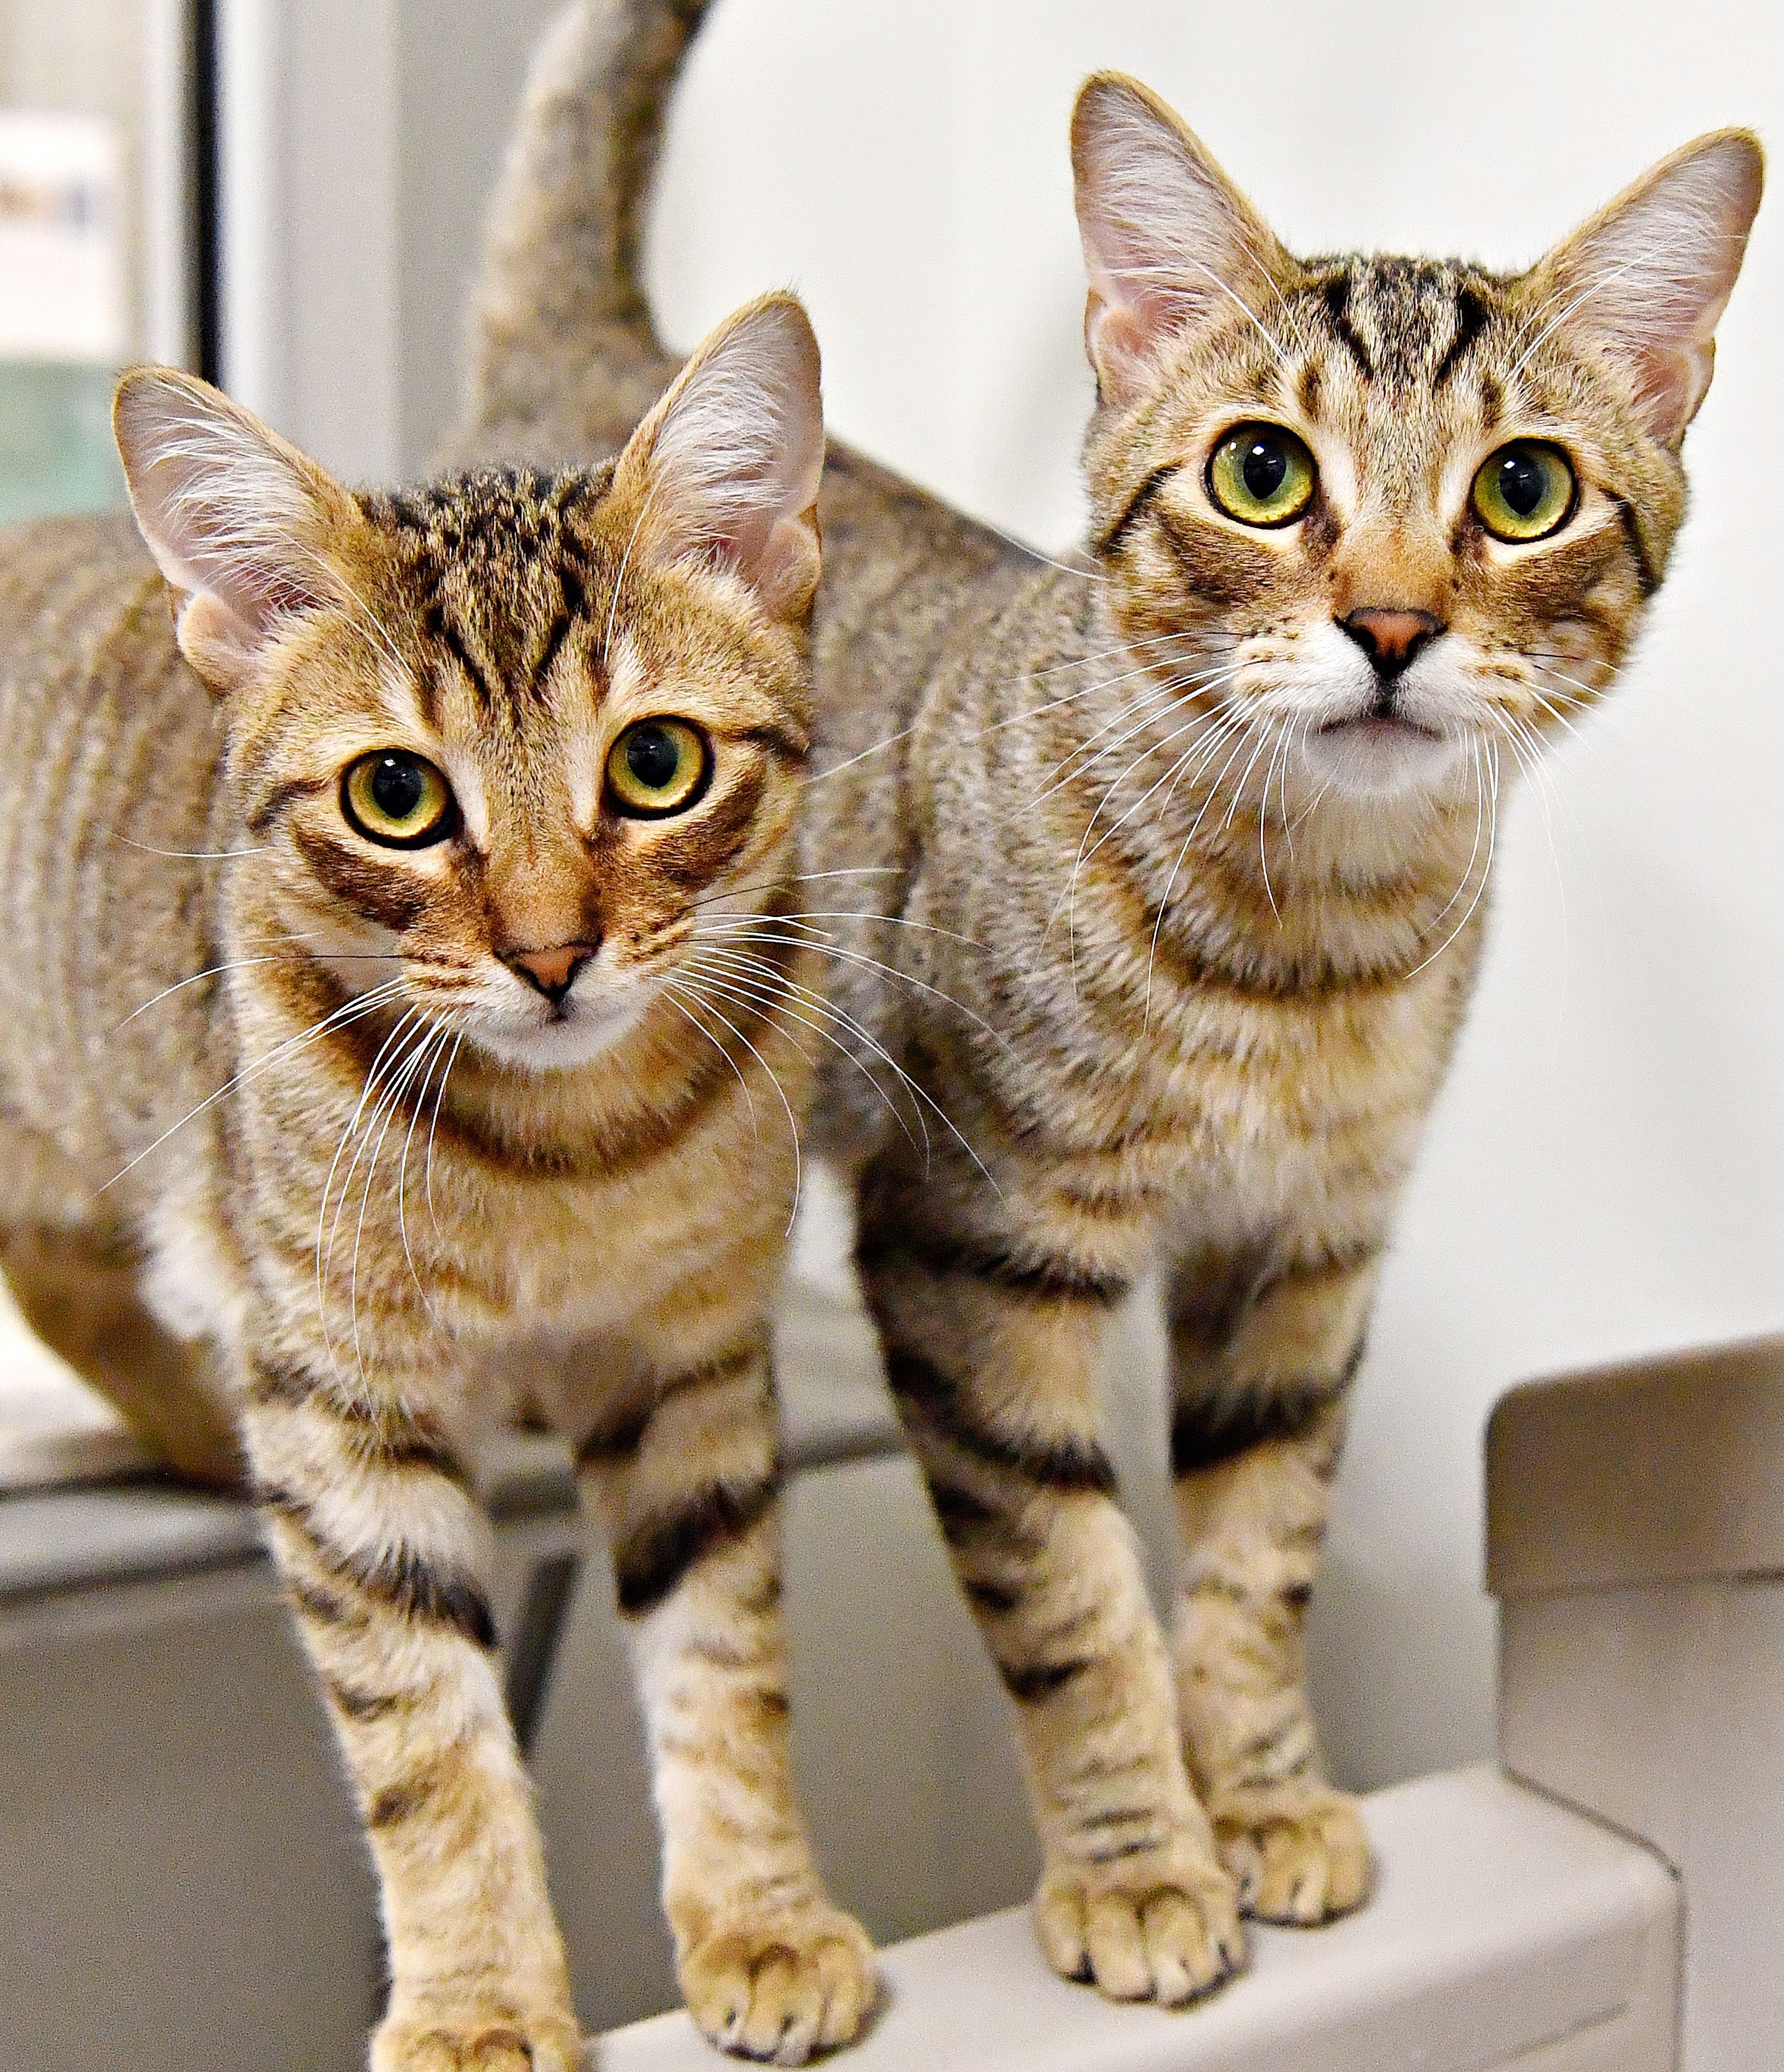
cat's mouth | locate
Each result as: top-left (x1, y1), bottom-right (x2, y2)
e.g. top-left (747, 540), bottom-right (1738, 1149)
top-left (1298, 698), bottom-right (1463, 800)
top-left (1316, 711), bottom-right (1444, 743)
top-left (466, 984), bottom-right (649, 1072)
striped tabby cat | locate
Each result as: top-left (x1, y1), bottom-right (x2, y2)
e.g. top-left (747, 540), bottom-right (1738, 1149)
top-left (467, 0), bottom-right (1761, 2012)
top-left (0, 296), bottom-right (880, 2067)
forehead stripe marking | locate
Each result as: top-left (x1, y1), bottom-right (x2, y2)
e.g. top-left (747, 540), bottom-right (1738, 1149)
top-left (527, 558), bottom-right (595, 701)
top-left (1319, 275), bottom-right (1375, 379)
top-left (1296, 360), bottom-right (1321, 417)
top-left (1433, 285), bottom-right (1490, 386)
top-left (532, 610), bottom-right (573, 698)
top-left (428, 607), bottom-right (500, 710)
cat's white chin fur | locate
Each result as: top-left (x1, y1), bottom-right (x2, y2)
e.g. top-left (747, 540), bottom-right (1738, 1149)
top-left (1281, 626), bottom-right (1478, 802)
top-left (470, 991), bottom-right (649, 1072)
top-left (1296, 715), bottom-right (1466, 801)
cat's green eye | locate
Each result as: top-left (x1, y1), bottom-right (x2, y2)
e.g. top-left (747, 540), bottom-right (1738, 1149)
top-left (607, 718), bottom-right (709, 818)
top-left (342, 751), bottom-right (456, 848)
top-left (1207, 424), bottom-right (1317, 528)
top-left (1471, 441), bottom-right (1576, 543)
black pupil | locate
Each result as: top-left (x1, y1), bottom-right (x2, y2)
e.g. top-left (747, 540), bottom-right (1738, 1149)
top-left (626, 726), bottom-right (681, 790)
top-left (370, 757), bottom-right (426, 821)
top-left (1498, 449), bottom-right (1549, 518)
top-left (1241, 438), bottom-right (1289, 501)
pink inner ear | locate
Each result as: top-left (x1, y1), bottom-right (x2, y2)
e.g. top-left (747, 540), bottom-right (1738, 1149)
top-left (194, 547), bottom-right (334, 640)
top-left (618, 296), bottom-right (824, 617)
top-left (1547, 258), bottom-right (1728, 447)
top-left (1088, 286), bottom-right (1193, 408)
top-left (1537, 135), bottom-right (1761, 445)
top-left (747, 510), bottom-right (822, 619)
top-left (173, 588), bottom-right (266, 697)
top-left (1074, 105), bottom-right (1282, 411)
top-left (1631, 346), bottom-right (1703, 440)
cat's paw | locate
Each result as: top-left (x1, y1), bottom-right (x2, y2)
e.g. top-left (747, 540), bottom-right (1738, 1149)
top-left (371, 2001), bottom-right (586, 2072)
top-left (679, 1903), bottom-right (878, 2064)
top-left (1210, 1782), bottom-right (1373, 1926)
top-left (1033, 1835), bottom-right (1245, 2008)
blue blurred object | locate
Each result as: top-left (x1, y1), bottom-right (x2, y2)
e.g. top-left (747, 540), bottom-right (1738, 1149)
top-left (0, 361), bottom-right (124, 526)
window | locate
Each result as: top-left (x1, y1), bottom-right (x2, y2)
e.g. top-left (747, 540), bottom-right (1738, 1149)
top-left (0, 0), bottom-right (195, 522)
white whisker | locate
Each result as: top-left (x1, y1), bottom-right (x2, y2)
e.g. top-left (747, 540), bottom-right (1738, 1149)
top-left (395, 1026), bottom-right (455, 1319)
top-left (693, 923), bottom-right (1012, 1057)
top-left (423, 1031), bottom-right (467, 1239)
top-left (659, 977), bottom-right (805, 1233)
top-left (680, 948), bottom-right (1000, 1196)
top-left (348, 1020), bottom-right (444, 1383)
top-left (100, 978), bottom-right (409, 1193)
top-left (679, 956), bottom-right (926, 1165)
top-left (115, 836), bottom-right (269, 861)
top-left (1402, 739), bottom-right (1500, 979)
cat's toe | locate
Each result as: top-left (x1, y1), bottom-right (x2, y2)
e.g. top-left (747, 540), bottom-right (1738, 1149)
top-left (372, 2002), bottom-right (586, 2072)
top-left (1034, 1836), bottom-right (1245, 2009)
top-left (1212, 1783), bottom-right (1373, 1925)
top-left (679, 1904), bottom-right (878, 2064)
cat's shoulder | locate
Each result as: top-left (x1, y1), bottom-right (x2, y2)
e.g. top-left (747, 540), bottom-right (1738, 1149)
top-left (0, 508), bottom-right (164, 657)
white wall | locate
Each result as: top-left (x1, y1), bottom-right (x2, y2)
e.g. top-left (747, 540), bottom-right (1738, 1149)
top-left (644, 0), bottom-right (1784, 1786)
top-left (217, 0), bottom-right (1784, 1789)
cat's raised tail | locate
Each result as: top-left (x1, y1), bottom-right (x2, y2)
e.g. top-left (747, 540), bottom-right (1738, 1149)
top-left (467, 0), bottom-right (715, 459)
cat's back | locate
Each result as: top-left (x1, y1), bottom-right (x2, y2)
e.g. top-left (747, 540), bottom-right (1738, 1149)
top-left (0, 512), bottom-right (224, 1175)
top-left (1, 509), bottom-right (162, 683)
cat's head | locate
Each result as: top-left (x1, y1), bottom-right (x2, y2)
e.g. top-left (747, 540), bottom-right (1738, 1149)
top-left (114, 294), bottom-right (824, 1070)
top-left (1071, 77), bottom-right (1761, 805)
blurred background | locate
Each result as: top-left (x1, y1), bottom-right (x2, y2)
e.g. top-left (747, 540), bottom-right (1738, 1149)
top-left (3, 0), bottom-right (1780, 1803)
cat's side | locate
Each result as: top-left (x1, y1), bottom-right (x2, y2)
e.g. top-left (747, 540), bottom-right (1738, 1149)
top-left (0, 297), bottom-right (878, 2066)
top-left (464, 0), bottom-right (1761, 2010)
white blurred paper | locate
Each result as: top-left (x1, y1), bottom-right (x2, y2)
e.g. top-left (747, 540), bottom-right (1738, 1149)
top-left (0, 108), bottom-right (127, 362)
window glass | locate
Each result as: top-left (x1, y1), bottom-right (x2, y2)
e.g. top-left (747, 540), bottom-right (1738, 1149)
top-left (0, 0), bottom-right (158, 523)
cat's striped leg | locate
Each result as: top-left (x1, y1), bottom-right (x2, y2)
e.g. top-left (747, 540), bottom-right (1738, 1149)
top-left (579, 1324), bottom-right (874, 2067)
top-left (240, 1348), bottom-right (582, 2072)
top-left (1166, 1247), bottom-right (1378, 1926)
top-left (856, 1182), bottom-right (1243, 2008)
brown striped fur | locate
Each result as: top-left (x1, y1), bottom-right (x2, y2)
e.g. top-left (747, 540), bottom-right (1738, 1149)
top-left (461, 0), bottom-right (1762, 2011)
top-left (0, 296), bottom-right (880, 2065)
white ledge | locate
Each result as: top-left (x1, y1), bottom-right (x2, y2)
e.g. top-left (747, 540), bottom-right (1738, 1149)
top-left (603, 1768), bottom-right (1676, 2072)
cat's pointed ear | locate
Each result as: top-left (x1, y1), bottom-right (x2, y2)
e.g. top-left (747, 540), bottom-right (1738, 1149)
top-left (614, 293), bottom-right (825, 621)
top-left (1072, 73), bottom-right (1289, 411)
top-left (1527, 130), bottom-right (1763, 447)
top-left (114, 368), bottom-right (366, 695)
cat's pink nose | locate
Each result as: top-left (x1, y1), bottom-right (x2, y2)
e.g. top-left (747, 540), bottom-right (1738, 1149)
top-left (1339, 607), bottom-right (1443, 679)
top-left (504, 944), bottom-right (595, 1002)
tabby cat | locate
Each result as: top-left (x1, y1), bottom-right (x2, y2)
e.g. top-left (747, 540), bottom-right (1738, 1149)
top-left (0, 296), bottom-right (881, 2067)
top-left (466, 0), bottom-right (1762, 2011)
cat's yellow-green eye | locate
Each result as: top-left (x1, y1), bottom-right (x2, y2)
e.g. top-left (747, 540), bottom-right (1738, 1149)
top-left (606, 718), bottom-right (710, 817)
top-left (1207, 424), bottom-right (1317, 528)
top-left (1471, 441), bottom-right (1576, 543)
top-left (342, 751), bottom-right (456, 848)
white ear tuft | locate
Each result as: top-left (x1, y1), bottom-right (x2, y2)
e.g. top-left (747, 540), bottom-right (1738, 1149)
top-left (1531, 130), bottom-right (1763, 445)
top-left (616, 292), bottom-right (825, 620)
top-left (113, 368), bottom-right (362, 692)
top-left (1071, 73), bottom-right (1289, 410)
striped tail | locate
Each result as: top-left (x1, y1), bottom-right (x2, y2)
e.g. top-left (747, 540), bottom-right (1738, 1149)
top-left (464, 0), bottom-right (715, 459)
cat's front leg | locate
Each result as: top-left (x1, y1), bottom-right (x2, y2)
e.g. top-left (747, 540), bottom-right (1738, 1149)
top-left (856, 1169), bottom-right (1243, 2008)
top-left (577, 1320), bottom-right (875, 2065)
top-left (1166, 1244), bottom-right (1380, 1926)
top-left (240, 1347), bottom-right (582, 2072)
